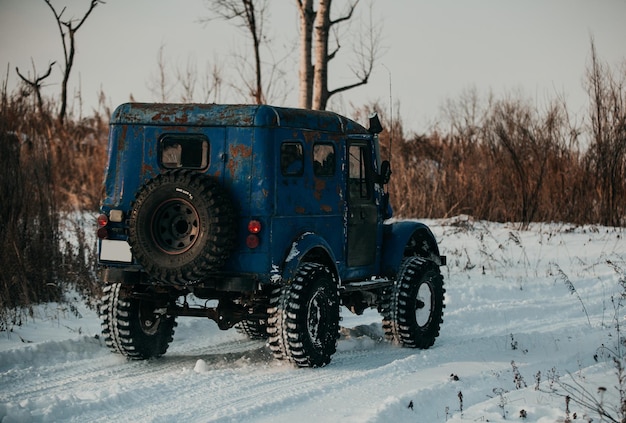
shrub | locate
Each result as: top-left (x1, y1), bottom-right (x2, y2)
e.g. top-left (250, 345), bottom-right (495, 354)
top-left (0, 84), bottom-right (105, 326)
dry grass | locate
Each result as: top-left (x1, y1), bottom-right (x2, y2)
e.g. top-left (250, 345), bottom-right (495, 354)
top-left (372, 84), bottom-right (624, 227)
top-left (0, 87), bottom-right (106, 327)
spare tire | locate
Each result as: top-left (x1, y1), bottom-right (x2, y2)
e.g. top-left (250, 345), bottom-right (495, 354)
top-left (128, 170), bottom-right (236, 284)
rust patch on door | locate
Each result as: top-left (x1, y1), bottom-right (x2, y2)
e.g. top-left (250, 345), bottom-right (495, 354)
top-left (313, 178), bottom-right (326, 200)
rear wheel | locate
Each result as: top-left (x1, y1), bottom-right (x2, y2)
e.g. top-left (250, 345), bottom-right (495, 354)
top-left (381, 257), bottom-right (445, 348)
top-left (267, 263), bottom-right (340, 367)
top-left (100, 283), bottom-right (177, 359)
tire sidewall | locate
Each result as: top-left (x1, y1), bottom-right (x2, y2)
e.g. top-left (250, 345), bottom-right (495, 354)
top-left (383, 257), bottom-right (445, 348)
top-left (100, 283), bottom-right (176, 359)
top-left (268, 263), bottom-right (340, 367)
top-left (401, 265), bottom-right (443, 341)
top-left (131, 179), bottom-right (211, 269)
top-left (125, 292), bottom-right (176, 358)
top-left (298, 273), bottom-right (340, 365)
top-left (128, 171), bottom-right (235, 283)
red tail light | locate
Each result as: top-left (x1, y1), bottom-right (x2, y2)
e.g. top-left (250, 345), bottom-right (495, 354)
top-left (97, 214), bottom-right (108, 228)
top-left (246, 234), bottom-right (260, 249)
top-left (97, 214), bottom-right (109, 239)
top-left (248, 220), bottom-right (262, 234)
top-left (246, 219), bottom-right (262, 248)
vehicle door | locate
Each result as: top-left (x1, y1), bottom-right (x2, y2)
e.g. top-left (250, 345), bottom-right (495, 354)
top-left (346, 139), bottom-right (377, 267)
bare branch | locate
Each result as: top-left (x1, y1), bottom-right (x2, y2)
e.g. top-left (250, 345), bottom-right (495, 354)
top-left (329, 0), bottom-right (359, 27)
top-left (200, 59), bottom-right (225, 103)
top-left (43, 0), bottom-right (104, 124)
top-left (176, 56), bottom-right (198, 103)
top-left (15, 60), bottom-right (56, 115)
top-left (146, 44), bottom-right (174, 102)
top-left (72, 0), bottom-right (102, 32)
top-left (201, 0), bottom-right (270, 104)
top-left (326, 1), bottom-right (382, 105)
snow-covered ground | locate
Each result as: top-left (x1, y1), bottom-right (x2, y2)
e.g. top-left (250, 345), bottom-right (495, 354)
top-left (1, 216), bottom-right (625, 422)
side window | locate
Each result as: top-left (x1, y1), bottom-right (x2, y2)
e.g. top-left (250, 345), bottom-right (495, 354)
top-left (281, 142), bottom-right (304, 176)
top-left (160, 135), bottom-right (209, 169)
top-left (313, 143), bottom-right (335, 177)
top-left (349, 144), bottom-right (371, 199)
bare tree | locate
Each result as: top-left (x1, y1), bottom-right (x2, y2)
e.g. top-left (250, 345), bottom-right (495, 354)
top-left (15, 60), bottom-right (56, 115)
top-left (176, 56), bottom-right (198, 103)
top-left (483, 96), bottom-right (571, 228)
top-left (200, 60), bottom-right (225, 103)
top-left (296, 0), bottom-right (382, 110)
top-left (146, 44), bottom-right (175, 102)
top-left (202, 0), bottom-right (268, 104)
top-left (441, 86), bottom-right (493, 143)
top-left (177, 56), bottom-right (227, 103)
top-left (43, 0), bottom-right (103, 125)
top-left (146, 44), bottom-right (226, 104)
top-left (584, 38), bottom-right (626, 226)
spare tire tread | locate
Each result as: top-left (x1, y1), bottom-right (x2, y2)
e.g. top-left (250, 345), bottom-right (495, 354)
top-left (128, 170), bottom-right (236, 284)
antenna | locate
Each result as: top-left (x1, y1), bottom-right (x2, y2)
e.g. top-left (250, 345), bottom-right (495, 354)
top-left (381, 64), bottom-right (393, 162)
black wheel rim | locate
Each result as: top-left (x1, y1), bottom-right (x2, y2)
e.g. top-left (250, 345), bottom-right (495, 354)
top-left (151, 198), bottom-right (200, 254)
top-left (138, 301), bottom-right (161, 336)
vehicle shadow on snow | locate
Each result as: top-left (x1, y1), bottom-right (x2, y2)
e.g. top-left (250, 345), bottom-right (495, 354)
top-left (155, 322), bottom-right (393, 370)
top-left (333, 323), bottom-right (438, 370)
top-left (338, 323), bottom-right (386, 347)
top-left (152, 320), bottom-right (441, 374)
top-left (155, 339), bottom-right (272, 370)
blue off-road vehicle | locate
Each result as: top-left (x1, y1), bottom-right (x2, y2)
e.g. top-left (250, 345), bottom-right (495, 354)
top-left (97, 103), bottom-right (446, 367)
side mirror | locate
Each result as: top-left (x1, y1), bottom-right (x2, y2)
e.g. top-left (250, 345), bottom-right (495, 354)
top-left (368, 113), bottom-right (383, 134)
top-left (379, 160), bottom-right (391, 184)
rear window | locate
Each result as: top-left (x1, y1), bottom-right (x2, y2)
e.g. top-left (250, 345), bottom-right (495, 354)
top-left (160, 135), bottom-right (209, 169)
top-left (313, 143), bottom-right (335, 176)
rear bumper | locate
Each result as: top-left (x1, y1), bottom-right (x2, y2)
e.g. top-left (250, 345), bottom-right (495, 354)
top-left (98, 266), bottom-right (261, 293)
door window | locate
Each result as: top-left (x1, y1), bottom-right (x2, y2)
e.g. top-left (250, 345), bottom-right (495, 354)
top-left (348, 144), bottom-right (371, 199)
top-left (280, 142), bottom-right (304, 176)
top-left (313, 143), bottom-right (336, 176)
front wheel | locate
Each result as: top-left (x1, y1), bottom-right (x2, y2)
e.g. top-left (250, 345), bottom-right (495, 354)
top-left (381, 257), bottom-right (445, 348)
top-left (99, 283), bottom-right (177, 359)
top-left (267, 263), bottom-right (340, 367)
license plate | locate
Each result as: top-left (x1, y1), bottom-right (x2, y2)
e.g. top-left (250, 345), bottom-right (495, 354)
top-left (100, 239), bottom-right (133, 263)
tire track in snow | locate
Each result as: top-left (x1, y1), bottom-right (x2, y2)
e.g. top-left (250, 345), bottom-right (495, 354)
top-left (1, 323), bottom-right (416, 423)
top-left (0, 336), bottom-right (265, 408)
top-left (83, 342), bottom-right (421, 422)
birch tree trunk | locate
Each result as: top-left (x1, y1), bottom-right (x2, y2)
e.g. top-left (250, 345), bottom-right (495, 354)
top-left (297, 0), bottom-right (314, 109)
top-left (312, 0), bottom-right (331, 110)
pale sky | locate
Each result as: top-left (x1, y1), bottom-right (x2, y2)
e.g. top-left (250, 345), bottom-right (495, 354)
top-left (1, 0), bottom-right (625, 134)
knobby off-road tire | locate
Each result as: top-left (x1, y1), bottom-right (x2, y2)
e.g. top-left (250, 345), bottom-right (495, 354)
top-left (128, 170), bottom-right (236, 284)
top-left (267, 263), bottom-right (340, 367)
top-left (381, 256), bottom-right (445, 348)
top-left (99, 283), bottom-right (177, 359)
top-left (235, 319), bottom-right (269, 340)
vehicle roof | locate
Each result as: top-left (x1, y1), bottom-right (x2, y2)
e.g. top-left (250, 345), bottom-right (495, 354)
top-left (110, 103), bottom-right (369, 135)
